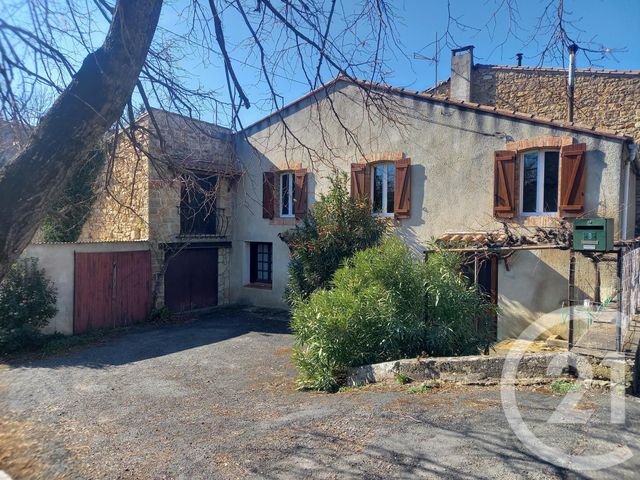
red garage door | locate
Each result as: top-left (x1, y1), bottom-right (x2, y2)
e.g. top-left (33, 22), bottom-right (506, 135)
top-left (74, 251), bottom-right (152, 334)
top-left (164, 248), bottom-right (218, 312)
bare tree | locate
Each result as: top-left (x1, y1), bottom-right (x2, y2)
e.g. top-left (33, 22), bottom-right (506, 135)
top-left (0, 0), bottom-right (625, 281)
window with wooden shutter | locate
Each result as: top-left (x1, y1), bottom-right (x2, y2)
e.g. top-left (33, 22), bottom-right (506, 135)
top-left (393, 158), bottom-right (411, 219)
top-left (559, 143), bottom-right (586, 218)
top-left (350, 163), bottom-right (368, 200)
top-left (262, 172), bottom-right (276, 219)
top-left (294, 168), bottom-right (308, 219)
top-left (493, 150), bottom-right (517, 218)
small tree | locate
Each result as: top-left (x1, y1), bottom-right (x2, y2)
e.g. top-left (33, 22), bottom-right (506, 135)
top-left (0, 258), bottom-right (57, 353)
top-left (280, 173), bottom-right (387, 304)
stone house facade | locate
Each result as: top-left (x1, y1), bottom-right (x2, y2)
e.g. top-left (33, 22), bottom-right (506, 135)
top-left (233, 78), bottom-right (634, 339)
top-left (439, 46), bottom-right (640, 233)
top-left (70, 48), bottom-right (638, 341)
top-left (79, 109), bottom-right (236, 309)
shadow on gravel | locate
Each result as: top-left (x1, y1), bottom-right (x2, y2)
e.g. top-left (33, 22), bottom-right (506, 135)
top-left (4, 307), bottom-right (291, 371)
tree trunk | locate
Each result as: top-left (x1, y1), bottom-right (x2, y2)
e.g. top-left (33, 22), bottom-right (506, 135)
top-left (0, 0), bottom-right (163, 281)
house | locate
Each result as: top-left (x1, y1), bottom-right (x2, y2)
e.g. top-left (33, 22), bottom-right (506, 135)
top-left (29, 47), bottom-right (640, 341)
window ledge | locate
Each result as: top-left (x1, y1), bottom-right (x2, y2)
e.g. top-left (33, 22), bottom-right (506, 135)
top-left (244, 282), bottom-right (273, 290)
top-left (510, 215), bottom-right (561, 228)
top-left (270, 217), bottom-right (297, 226)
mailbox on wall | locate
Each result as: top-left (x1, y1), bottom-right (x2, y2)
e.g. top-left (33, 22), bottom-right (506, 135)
top-left (572, 218), bottom-right (614, 252)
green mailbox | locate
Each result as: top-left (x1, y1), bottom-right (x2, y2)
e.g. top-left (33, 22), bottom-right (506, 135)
top-left (572, 218), bottom-right (614, 252)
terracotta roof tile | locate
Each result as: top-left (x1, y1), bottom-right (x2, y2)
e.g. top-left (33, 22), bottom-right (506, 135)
top-left (241, 76), bottom-right (633, 141)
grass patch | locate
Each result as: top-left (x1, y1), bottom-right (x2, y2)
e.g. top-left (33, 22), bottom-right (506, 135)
top-left (395, 373), bottom-right (412, 385)
top-left (407, 383), bottom-right (432, 394)
top-left (338, 382), bottom-right (367, 393)
top-left (550, 379), bottom-right (576, 395)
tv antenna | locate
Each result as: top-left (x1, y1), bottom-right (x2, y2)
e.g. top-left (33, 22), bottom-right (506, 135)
top-left (413, 32), bottom-right (440, 91)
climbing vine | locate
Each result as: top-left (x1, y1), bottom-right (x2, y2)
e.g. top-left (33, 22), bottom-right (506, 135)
top-left (41, 145), bottom-right (106, 242)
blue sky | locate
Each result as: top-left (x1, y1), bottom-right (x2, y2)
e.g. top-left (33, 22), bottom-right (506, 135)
top-left (159, 0), bottom-right (640, 126)
top-left (5, 0), bottom-right (640, 127)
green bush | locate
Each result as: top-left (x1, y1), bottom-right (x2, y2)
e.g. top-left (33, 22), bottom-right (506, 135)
top-left (280, 173), bottom-right (386, 304)
top-left (291, 238), bottom-right (495, 391)
top-left (0, 258), bottom-right (57, 353)
top-left (423, 250), bottom-right (496, 357)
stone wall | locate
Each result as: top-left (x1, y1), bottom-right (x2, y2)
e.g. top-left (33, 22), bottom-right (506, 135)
top-left (471, 66), bottom-right (640, 140)
top-left (78, 129), bottom-right (150, 242)
top-left (77, 109), bottom-right (235, 309)
top-left (142, 110), bottom-right (235, 308)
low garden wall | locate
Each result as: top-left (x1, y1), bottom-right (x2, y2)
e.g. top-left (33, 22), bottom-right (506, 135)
top-left (345, 352), bottom-right (598, 387)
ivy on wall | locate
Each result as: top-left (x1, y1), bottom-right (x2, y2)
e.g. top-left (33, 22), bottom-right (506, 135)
top-left (41, 145), bottom-right (106, 242)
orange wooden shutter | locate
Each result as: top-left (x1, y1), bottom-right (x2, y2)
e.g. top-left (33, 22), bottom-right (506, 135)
top-left (559, 143), bottom-right (586, 218)
top-left (350, 163), bottom-right (367, 199)
top-left (394, 158), bottom-right (411, 219)
top-left (493, 150), bottom-right (517, 218)
top-left (262, 172), bottom-right (276, 219)
top-left (294, 168), bottom-right (308, 219)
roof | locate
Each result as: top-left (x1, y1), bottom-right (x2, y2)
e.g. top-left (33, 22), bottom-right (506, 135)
top-left (437, 232), bottom-right (509, 248)
top-left (241, 76), bottom-right (633, 141)
top-left (474, 64), bottom-right (640, 77)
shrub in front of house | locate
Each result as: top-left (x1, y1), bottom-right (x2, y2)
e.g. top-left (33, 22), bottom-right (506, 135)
top-left (291, 238), bottom-right (495, 391)
top-left (0, 258), bottom-right (57, 353)
top-left (280, 172), bottom-right (387, 305)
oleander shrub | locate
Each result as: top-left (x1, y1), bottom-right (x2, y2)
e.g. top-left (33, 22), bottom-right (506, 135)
top-left (0, 258), bottom-right (57, 353)
top-left (291, 238), bottom-right (495, 391)
top-left (280, 173), bottom-right (387, 305)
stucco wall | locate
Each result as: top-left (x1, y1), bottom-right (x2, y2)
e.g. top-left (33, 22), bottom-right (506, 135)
top-left (21, 241), bottom-right (150, 335)
top-left (233, 81), bottom-right (628, 337)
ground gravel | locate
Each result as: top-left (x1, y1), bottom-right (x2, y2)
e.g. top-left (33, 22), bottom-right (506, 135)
top-left (1, 307), bottom-right (639, 479)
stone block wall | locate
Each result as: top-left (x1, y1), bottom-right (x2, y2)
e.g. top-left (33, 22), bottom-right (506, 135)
top-left (76, 108), bottom-right (236, 309)
top-left (78, 129), bottom-right (150, 242)
top-left (471, 66), bottom-right (640, 140)
top-left (218, 247), bottom-right (231, 305)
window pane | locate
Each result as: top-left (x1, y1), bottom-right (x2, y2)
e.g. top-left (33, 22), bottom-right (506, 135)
top-left (281, 174), bottom-right (290, 215)
top-left (522, 153), bottom-right (538, 213)
top-left (251, 242), bottom-right (272, 283)
top-left (373, 165), bottom-right (384, 212)
top-left (543, 151), bottom-right (559, 212)
top-left (386, 164), bottom-right (395, 214)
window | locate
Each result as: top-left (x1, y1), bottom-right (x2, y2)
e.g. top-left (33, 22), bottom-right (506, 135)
top-left (280, 172), bottom-right (295, 217)
top-left (520, 151), bottom-right (559, 215)
top-left (250, 242), bottom-right (272, 284)
top-left (180, 174), bottom-right (217, 235)
top-left (371, 162), bottom-right (395, 216)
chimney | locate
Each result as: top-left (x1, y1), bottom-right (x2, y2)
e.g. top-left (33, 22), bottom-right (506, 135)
top-left (516, 53), bottom-right (523, 66)
top-left (567, 44), bottom-right (578, 122)
top-left (450, 45), bottom-right (474, 102)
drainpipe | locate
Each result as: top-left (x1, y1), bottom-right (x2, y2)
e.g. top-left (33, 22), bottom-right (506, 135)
top-left (622, 158), bottom-right (630, 240)
top-left (567, 44), bottom-right (578, 122)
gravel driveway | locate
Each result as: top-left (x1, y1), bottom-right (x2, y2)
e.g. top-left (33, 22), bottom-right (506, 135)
top-left (1, 307), bottom-right (639, 479)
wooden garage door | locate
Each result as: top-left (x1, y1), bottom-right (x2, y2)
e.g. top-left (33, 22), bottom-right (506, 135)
top-left (164, 248), bottom-right (218, 312)
top-left (74, 250), bottom-right (152, 334)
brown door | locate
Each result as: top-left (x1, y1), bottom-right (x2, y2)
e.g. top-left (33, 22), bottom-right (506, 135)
top-left (164, 248), bottom-right (218, 312)
top-left (74, 251), bottom-right (152, 334)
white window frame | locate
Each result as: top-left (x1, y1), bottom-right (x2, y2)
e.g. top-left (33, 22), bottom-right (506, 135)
top-left (519, 150), bottom-right (559, 216)
top-left (280, 172), bottom-right (295, 218)
top-left (371, 162), bottom-right (395, 218)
